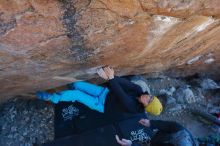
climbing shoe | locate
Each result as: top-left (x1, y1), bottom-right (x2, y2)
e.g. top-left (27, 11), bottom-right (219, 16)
top-left (36, 91), bottom-right (51, 101)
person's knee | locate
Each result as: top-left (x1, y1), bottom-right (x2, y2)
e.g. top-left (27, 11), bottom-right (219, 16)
top-left (68, 81), bottom-right (84, 90)
top-left (73, 81), bottom-right (85, 89)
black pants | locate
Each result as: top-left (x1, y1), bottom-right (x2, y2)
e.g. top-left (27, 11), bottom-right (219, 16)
top-left (150, 121), bottom-right (185, 146)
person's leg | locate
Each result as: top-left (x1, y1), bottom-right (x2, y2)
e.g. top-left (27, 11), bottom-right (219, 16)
top-left (58, 90), bottom-right (99, 107)
top-left (37, 90), bottom-right (104, 112)
top-left (151, 132), bottom-right (172, 146)
top-left (73, 81), bottom-right (108, 97)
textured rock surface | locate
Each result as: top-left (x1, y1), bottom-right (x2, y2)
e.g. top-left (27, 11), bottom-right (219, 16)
top-left (0, 98), bottom-right (54, 146)
top-left (0, 0), bottom-right (220, 100)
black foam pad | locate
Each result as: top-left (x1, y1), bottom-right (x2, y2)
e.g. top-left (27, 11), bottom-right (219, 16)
top-left (54, 102), bottom-right (80, 138)
top-left (118, 113), bottom-right (152, 145)
top-left (80, 125), bottom-right (119, 146)
top-left (41, 125), bottom-right (119, 146)
top-left (54, 101), bottom-right (115, 138)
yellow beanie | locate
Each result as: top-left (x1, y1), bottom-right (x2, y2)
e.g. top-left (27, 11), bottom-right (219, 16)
top-left (145, 96), bottom-right (163, 116)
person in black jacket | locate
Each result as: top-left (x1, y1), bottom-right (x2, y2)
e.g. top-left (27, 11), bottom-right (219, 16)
top-left (36, 66), bottom-right (162, 115)
top-left (98, 66), bottom-right (163, 116)
top-left (116, 119), bottom-right (197, 146)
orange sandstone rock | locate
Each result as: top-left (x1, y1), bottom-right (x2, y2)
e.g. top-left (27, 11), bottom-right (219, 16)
top-left (0, 0), bottom-right (220, 100)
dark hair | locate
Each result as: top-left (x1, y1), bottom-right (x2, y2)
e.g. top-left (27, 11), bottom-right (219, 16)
top-left (143, 91), bottom-right (149, 95)
top-left (138, 91), bottom-right (149, 98)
